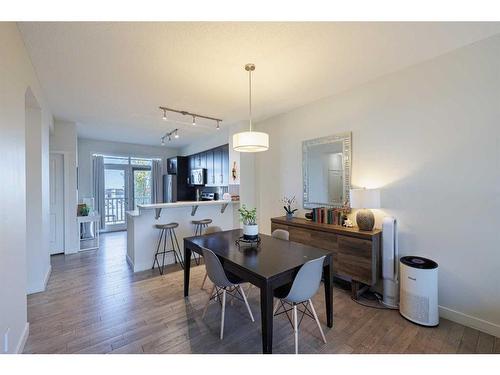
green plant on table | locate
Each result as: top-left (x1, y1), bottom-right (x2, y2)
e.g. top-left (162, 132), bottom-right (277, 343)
top-left (238, 205), bottom-right (257, 225)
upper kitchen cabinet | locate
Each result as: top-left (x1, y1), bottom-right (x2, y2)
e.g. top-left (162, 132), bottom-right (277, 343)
top-left (213, 147), bottom-right (223, 186)
top-left (187, 144), bottom-right (230, 187)
top-left (221, 144), bottom-right (229, 186)
top-left (193, 152), bottom-right (206, 169)
top-left (167, 157), bottom-right (178, 175)
top-left (205, 149), bottom-right (215, 186)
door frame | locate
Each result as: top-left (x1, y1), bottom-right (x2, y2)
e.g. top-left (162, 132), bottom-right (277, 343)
top-left (49, 150), bottom-right (72, 254)
top-left (49, 152), bottom-right (65, 254)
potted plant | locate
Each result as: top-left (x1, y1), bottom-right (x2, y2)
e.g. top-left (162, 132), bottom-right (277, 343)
top-left (238, 204), bottom-right (258, 240)
top-left (282, 196), bottom-right (298, 220)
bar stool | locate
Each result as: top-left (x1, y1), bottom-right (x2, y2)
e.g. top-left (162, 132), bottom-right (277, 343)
top-left (152, 222), bottom-right (183, 274)
top-left (191, 219), bottom-right (213, 265)
top-left (192, 218), bottom-right (213, 236)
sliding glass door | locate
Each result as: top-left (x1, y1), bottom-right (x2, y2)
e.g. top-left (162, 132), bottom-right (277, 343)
top-left (132, 167), bottom-right (152, 209)
top-left (102, 156), bottom-right (154, 232)
top-left (104, 165), bottom-right (129, 231)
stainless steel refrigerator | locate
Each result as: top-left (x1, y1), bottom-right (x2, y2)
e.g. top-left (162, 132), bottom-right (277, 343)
top-left (163, 174), bottom-right (177, 203)
top-left (163, 156), bottom-right (195, 203)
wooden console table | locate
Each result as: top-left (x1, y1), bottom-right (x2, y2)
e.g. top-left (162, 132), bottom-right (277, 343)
top-left (271, 216), bottom-right (382, 299)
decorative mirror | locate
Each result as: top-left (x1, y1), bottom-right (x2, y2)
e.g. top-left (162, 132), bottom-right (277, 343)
top-left (302, 132), bottom-right (352, 209)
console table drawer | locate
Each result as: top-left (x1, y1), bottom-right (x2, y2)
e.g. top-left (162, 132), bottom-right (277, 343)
top-left (271, 216), bottom-right (381, 294)
top-left (337, 236), bottom-right (374, 285)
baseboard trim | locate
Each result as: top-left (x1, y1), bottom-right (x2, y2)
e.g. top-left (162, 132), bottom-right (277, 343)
top-left (15, 323), bottom-right (29, 354)
top-left (439, 305), bottom-right (500, 338)
top-left (126, 254), bottom-right (134, 269)
top-left (43, 265), bottom-right (52, 289)
top-left (27, 265), bottom-right (52, 295)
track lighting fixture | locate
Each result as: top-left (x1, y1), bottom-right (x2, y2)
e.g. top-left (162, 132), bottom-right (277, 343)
top-left (158, 106), bottom-right (222, 133)
top-left (160, 128), bottom-right (179, 145)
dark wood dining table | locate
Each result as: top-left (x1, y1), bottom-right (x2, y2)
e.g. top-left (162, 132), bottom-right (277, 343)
top-left (183, 229), bottom-right (334, 354)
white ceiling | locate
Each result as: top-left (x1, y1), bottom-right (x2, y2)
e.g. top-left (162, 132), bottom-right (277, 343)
top-left (19, 22), bottom-right (500, 147)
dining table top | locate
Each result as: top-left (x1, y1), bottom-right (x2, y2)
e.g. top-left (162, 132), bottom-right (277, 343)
top-left (184, 228), bottom-right (332, 280)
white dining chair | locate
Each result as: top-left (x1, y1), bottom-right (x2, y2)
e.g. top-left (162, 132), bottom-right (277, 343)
top-left (201, 247), bottom-right (254, 339)
top-left (273, 256), bottom-right (327, 354)
top-left (200, 226), bottom-right (223, 290)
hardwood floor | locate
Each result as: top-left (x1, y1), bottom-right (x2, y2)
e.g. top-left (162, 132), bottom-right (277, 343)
top-left (24, 231), bottom-right (499, 354)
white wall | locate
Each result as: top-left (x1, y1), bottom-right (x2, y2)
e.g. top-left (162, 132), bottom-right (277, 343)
top-left (0, 23), bottom-right (53, 353)
top-left (50, 121), bottom-right (79, 254)
top-left (254, 35), bottom-right (500, 336)
top-left (77, 138), bottom-right (178, 201)
top-left (25, 95), bottom-right (51, 295)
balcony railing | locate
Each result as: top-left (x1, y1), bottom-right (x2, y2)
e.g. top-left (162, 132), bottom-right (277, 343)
top-left (104, 196), bottom-right (151, 225)
top-left (104, 197), bottom-right (126, 224)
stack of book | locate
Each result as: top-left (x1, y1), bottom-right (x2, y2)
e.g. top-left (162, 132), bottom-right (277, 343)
top-left (311, 207), bottom-right (344, 225)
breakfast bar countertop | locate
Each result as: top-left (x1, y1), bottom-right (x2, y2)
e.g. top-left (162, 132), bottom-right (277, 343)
top-left (137, 200), bottom-right (238, 210)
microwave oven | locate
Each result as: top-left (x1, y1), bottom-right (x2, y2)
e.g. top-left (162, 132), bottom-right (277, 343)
top-left (190, 168), bottom-right (207, 186)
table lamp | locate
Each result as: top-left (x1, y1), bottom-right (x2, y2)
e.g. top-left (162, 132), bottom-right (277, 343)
top-left (349, 188), bottom-right (380, 231)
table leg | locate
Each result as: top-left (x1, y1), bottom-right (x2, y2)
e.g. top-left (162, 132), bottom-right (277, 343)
top-left (324, 258), bottom-right (334, 328)
top-left (184, 246), bottom-right (192, 297)
top-left (260, 283), bottom-right (273, 354)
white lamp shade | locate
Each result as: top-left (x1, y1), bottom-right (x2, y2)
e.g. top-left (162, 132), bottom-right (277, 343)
top-left (233, 131), bottom-right (269, 152)
top-left (350, 188), bottom-right (381, 209)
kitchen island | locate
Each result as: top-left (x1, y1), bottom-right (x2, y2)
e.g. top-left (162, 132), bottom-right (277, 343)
top-left (126, 200), bottom-right (240, 272)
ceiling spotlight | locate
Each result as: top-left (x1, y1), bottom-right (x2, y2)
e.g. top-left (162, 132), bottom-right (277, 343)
top-left (174, 130), bottom-right (179, 139)
top-left (192, 115), bottom-right (196, 126)
top-left (216, 120), bottom-right (220, 130)
top-left (162, 109), bottom-right (167, 121)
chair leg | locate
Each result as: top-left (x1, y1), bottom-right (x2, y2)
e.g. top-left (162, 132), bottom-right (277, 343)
top-left (293, 304), bottom-right (298, 354)
top-left (273, 299), bottom-right (280, 315)
top-left (171, 228), bottom-right (184, 269)
top-left (201, 271), bottom-right (208, 290)
top-left (309, 299), bottom-right (327, 344)
top-left (220, 289), bottom-right (226, 340)
top-left (238, 285), bottom-right (255, 322)
top-left (202, 284), bottom-right (215, 319)
top-left (246, 284), bottom-right (253, 299)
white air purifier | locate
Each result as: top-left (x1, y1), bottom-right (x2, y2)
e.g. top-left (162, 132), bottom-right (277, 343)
top-left (399, 256), bottom-right (439, 326)
top-left (382, 217), bottom-right (399, 308)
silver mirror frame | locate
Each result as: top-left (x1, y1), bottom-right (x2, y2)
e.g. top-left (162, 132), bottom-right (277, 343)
top-left (302, 132), bottom-right (352, 209)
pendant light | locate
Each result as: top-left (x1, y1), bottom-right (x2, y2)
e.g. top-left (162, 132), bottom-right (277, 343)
top-left (233, 63), bottom-right (269, 152)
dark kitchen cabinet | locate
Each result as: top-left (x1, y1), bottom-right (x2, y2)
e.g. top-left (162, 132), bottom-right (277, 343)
top-left (187, 144), bottom-right (229, 187)
top-left (166, 157), bottom-right (178, 175)
top-left (221, 144), bottom-right (229, 186)
top-left (213, 147), bottom-right (222, 186)
top-left (205, 149), bottom-right (215, 186)
top-left (193, 153), bottom-right (206, 169)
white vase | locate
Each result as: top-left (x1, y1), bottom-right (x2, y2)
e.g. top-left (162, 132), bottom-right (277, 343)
top-left (243, 224), bottom-right (259, 240)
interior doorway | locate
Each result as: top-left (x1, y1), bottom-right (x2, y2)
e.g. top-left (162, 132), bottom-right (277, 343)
top-left (49, 152), bottom-right (65, 254)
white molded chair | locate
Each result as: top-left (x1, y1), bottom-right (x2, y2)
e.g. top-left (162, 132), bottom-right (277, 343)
top-left (201, 247), bottom-right (254, 339)
top-left (200, 226), bottom-right (223, 290)
top-left (272, 229), bottom-right (290, 241)
top-left (273, 256), bottom-right (327, 354)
